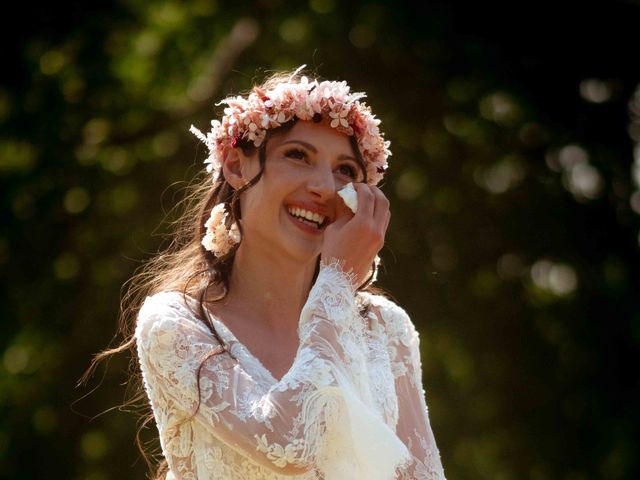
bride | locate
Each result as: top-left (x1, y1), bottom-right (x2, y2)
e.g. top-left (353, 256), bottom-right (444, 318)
top-left (98, 66), bottom-right (446, 479)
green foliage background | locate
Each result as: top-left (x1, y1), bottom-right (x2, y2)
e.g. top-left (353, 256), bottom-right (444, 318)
top-left (2, 0), bottom-right (639, 478)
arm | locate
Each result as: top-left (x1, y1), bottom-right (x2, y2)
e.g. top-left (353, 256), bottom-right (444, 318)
top-left (136, 260), bottom-right (409, 478)
top-left (374, 298), bottom-right (447, 480)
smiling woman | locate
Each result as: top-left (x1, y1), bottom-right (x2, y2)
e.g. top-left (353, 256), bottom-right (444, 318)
top-left (85, 67), bottom-right (447, 480)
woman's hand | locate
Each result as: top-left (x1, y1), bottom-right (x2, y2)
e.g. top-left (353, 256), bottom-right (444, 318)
top-left (321, 182), bottom-right (391, 288)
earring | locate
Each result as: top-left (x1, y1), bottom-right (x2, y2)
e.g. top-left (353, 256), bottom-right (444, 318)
top-left (201, 203), bottom-right (241, 257)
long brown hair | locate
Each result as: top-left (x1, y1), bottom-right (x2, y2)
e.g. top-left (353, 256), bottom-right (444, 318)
top-left (78, 69), bottom-right (389, 480)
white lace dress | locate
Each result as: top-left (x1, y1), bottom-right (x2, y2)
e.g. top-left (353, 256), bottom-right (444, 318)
top-left (135, 261), bottom-right (447, 479)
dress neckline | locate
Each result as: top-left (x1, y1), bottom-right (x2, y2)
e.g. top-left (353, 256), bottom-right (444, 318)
top-left (183, 293), bottom-right (282, 384)
top-left (181, 290), bottom-right (373, 384)
top-left (213, 316), bottom-right (283, 384)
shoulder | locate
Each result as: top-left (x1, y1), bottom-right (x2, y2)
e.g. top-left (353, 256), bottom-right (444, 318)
top-left (135, 291), bottom-right (205, 346)
top-left (138, 291), bottom-right (192, 325)
top-left (357, 292), bottom-right (419, 348)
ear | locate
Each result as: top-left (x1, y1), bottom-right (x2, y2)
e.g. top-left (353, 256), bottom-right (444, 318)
top-left (221, 148), bottom-right (248, 190)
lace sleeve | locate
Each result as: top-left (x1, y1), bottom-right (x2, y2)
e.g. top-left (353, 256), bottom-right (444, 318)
top-left (135, 260), bottom-right (410, 479)
top-left (375, 299), bottom-right (447, 480)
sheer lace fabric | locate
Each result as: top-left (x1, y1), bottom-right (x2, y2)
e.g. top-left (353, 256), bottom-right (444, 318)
top-left (135, 260), bottom-right (446, 479)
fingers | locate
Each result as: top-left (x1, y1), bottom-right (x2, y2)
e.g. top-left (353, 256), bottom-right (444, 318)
top-left (353, 183), bottom-right (389, 226)
top-left (334, 191), bottom-right (354, 221)
top-left (353, 182), bottom-right (375, 219)
top-left (371, 186), bottom-right (390, 227)
top-left (383, 209), bottom-right (391, 234)
top-left (350, 183), bottom-right (390, 252)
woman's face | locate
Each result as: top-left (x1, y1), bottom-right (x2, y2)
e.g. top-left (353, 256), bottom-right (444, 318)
top-left (237, 120), bottom-right (365, 263)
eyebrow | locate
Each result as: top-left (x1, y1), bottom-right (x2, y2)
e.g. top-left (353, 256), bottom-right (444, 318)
top-left (280, 140), bottom-right (358, 162)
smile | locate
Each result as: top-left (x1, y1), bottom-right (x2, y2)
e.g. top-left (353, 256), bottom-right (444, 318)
top-left (286, 206), bottom-right (326, 232)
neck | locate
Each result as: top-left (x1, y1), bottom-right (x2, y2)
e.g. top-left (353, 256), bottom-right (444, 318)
top-left (221, 241), bottom-right (319, 335)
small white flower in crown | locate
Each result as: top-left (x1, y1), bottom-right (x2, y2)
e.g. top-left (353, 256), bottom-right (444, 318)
top-left (201, 203), bottom-right (241, 257)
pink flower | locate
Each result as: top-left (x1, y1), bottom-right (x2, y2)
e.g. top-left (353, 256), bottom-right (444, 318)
top-left (205, 204), bottom-right (226, 230)
top-left (329, 109), bottom-right (349, 128)
top-left (202, 203), bottom-right (241, 256)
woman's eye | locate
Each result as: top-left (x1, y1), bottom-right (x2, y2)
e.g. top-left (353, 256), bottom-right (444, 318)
top-left (284, 148), bottom-right (307, 160)
top-left (338, 164), bottom-right (358, 179)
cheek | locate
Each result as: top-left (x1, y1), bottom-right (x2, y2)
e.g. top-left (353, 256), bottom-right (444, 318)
top-left (266, 164), bottom-right (302, 191)
top-left (243, 156), bottom-right (262, 179)
top-left (238, 190), bottom-right (260, 221)
top-left (335, 177), bottom-right (351, 188)
top-left (264, 157), bottom-right (293, 177)
top-left (238, 186), bottom-right (279, 223)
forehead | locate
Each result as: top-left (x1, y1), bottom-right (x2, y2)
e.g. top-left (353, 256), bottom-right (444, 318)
top-left (267, 120), bottom-right (353, 154)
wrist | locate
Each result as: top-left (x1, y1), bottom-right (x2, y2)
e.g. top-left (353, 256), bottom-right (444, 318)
top-left (319, 256), bottom-right (359, 292)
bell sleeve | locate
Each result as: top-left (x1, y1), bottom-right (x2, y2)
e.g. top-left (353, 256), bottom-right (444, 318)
top-left (135, 259), bottom-right (410, 479)
top-left (375, 298), bottom-right (447, 480)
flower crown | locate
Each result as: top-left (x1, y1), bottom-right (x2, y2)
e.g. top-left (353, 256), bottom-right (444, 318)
top-left (189, 65), bottom-right (391, 185)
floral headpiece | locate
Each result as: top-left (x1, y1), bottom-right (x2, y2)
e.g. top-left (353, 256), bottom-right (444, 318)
top-left (189, 65), bottom-right (391, 186)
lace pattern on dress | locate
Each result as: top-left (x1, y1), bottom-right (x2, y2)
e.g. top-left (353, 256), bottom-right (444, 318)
top-left (365, 294), bottom-right (447, 480)
top-left (135, 260), bottom-right (446, 479)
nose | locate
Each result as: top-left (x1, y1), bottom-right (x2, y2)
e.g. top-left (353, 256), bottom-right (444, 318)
top-left (306, 165), bottom-right (336, 201)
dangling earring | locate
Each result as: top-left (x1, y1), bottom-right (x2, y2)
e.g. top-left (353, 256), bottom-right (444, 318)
top-left (201, 203), bottom-right (241, 257)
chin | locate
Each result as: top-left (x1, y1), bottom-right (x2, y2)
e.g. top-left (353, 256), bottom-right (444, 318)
top-left (281, 238), bottom-right (323, 264)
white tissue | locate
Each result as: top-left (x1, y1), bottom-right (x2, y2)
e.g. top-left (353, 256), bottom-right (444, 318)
top-left (337, 183), bottom-right (358, 213)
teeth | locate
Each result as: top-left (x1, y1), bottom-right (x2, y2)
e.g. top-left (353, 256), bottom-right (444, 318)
top-left (287, 207), bottom-right (325, 226)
